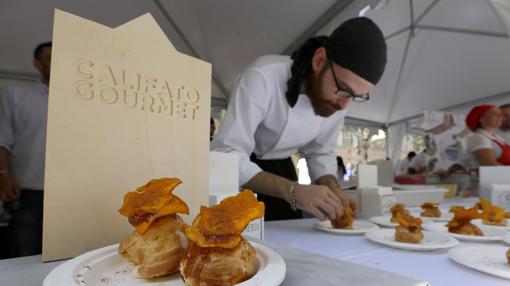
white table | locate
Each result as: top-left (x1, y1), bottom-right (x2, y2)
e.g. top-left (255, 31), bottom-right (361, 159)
top-left (264, 197), bottom-right (509, 286)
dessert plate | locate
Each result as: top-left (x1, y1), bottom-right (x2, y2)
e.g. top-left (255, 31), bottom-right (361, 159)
top-left (365, 228), bottom-right (459, 251)
top-left (472, 218), bottom-right (510, 230)
top-left (449, 246), bottom-right (510, 280)
top-left (369, 215), bottom-right (398, 228)
top-left (43, 242), bottom-right (286, 286)
top-left (422, 221), bottom-right (507, 242)
top-left (314, 220), bottom-right (379, 235)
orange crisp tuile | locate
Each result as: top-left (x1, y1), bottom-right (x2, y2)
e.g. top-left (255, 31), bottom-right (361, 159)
top-left (394, 212), bottom-right (424, 243)
top-left (185, 190), bottom-right (264, 249)
top-left (119, 178), bottom-right (189, 234)
top-left (395, 212), bottom-right (423, 230)
top-left (331, 208), bottom-right (353, 229)
top-left (446, 207), bottom-right (483, 236)
top-left (481, 205), bottom-right (507, 226)
top-left (474, 198), bottom-right (491, 211)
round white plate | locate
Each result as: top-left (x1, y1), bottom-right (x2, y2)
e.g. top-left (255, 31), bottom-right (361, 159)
top-left (369, 216), bottom-right (398, 228)
top-left (449, 245), bottom-right (510, 280)
top-left (43, 242), bottom-right (286, 286)
top-left (365, 228), bottom-right (459, 251)
top-left (411, 210), bottom-right (453, 222)
top-left (472, 218), bottom-right (510, 230)
top-left (314, 220), bottom-right (379, 235)
top-left (422, 221), bottom-right (507, 242)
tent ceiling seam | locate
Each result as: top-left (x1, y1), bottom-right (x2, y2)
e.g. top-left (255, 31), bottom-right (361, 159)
top-left (409, 0), bottom-right (415, 37)
top-left (385, 26), bottom-right (410, 40)
top-left (385, 30), bottom-right (412, 125)
top-left (413, 0), bottom-right (440, 25)
top-left (416, 25), bottom-right (508, 38)
top-left (385, 0), bottom-right (440, 40)
top-left (282, 0), bottom-right (354, 55)
top-left (152, 0), bottom-right (230, 100)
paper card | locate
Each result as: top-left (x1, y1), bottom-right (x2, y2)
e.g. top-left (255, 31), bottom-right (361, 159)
top-left (43, 10), bottom-right (211, 261)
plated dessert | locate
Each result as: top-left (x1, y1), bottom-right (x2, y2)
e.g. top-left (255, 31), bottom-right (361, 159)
top-left (474, 199), bottom-right (508, 226)
top-left (420, 202), bottom-right (441, 218)
top-left (394, 212), bottom-right (423, 244)
top-left (180, 190), bottom-right (264, 286)
top-left (118, 177), bottom-right (190, 278)
top-left (331, 208), bottom-right (353, 229)
top-left (446, 207), bottom-right (483, 236)
top-left (117, 178), bottom-right (266, 286)
top-left (390, 203), bottom-right (410, 224)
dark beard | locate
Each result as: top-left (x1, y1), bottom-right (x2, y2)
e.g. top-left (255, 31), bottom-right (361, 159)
top-left (305, 67), bottom-right (338, 117)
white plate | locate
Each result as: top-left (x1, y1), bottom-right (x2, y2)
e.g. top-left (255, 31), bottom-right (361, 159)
top-left (449, 245), bottom-right (510, 280)
top-left (365, 228), bottom-right (459, 251)
top-left (43, 242), bottom-right (285, 286)
top-left (411, 210), bottom-right (453, 222)
top-left (314, 220), bottom-right (379, 235)
top-left (369, 216), bottom-right (398, 228)
top-left (422, 221), bottom-right (507, 241)
top-left (472, 218), bottom-right (510, 230)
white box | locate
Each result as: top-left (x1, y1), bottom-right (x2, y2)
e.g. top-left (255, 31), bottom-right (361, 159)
top-left (479, 167), bottom-right (510, 199)
top-left (489, 184), bottom-right (510, 210)
top-left (359, 187), bottom-right (398, 219)
top-left (368, 160), bottom-right (395, 187)
top-left (358, 165), bottom-right (378, 188)
top-left (393, 188), bottom-right (447, 207)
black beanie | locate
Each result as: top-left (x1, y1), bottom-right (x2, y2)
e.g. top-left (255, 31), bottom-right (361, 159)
top-left (286, 17), bottom-right (387, 107)
top-left (325, 17), bottom-right (387, 85)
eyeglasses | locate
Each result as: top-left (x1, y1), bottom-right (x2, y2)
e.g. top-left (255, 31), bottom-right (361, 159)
top-left (327, 57), bottom-right (370, 103)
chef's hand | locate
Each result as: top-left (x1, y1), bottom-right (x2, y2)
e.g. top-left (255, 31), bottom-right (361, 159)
top-left (0, 173), bottom-right (21, 202)
top-left (330, 187), bottom-right (358, 218)
top-left (294, 184), bottom-right (344, 221)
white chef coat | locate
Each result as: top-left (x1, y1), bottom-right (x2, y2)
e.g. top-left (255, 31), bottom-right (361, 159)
top-left (0, 82), bottom-right (48, 190)
top-left (495, 129), bottom-right (510, 145)
top-left (211, 55), bottom-right (346, 186)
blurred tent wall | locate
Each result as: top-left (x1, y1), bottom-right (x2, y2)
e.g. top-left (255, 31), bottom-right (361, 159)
top-left (1, 0), bottom-right (510, 160)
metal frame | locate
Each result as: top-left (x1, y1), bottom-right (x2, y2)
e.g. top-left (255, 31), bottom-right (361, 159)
top-left (388, 90), bottom-right (510, 127)
top-left (383, 0), bottom-right (509, 126)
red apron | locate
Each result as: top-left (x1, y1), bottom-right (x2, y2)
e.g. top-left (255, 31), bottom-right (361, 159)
top-left (492, 139), bottom-right (510, 165)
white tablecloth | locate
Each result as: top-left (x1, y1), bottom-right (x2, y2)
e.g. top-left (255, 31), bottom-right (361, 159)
top-left (264, 197), bottom-right (509, 286)
top-left (1, 240), bottom-right (426, 286)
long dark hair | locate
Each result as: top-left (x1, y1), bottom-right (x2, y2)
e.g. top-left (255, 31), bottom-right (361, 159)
top-left (285, 36), bottom-right (328, 107)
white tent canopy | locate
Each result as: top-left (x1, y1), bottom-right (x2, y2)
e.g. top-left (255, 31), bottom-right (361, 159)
top-left (1, 0), bottom-right (510, 128)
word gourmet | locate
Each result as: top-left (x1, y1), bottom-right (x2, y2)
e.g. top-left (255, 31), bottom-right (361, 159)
top-left (72, 59), bottom-right (201, 120)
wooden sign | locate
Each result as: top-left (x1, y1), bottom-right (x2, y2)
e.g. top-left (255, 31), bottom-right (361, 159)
top-left (43, 10), bottom-right (211, 261)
